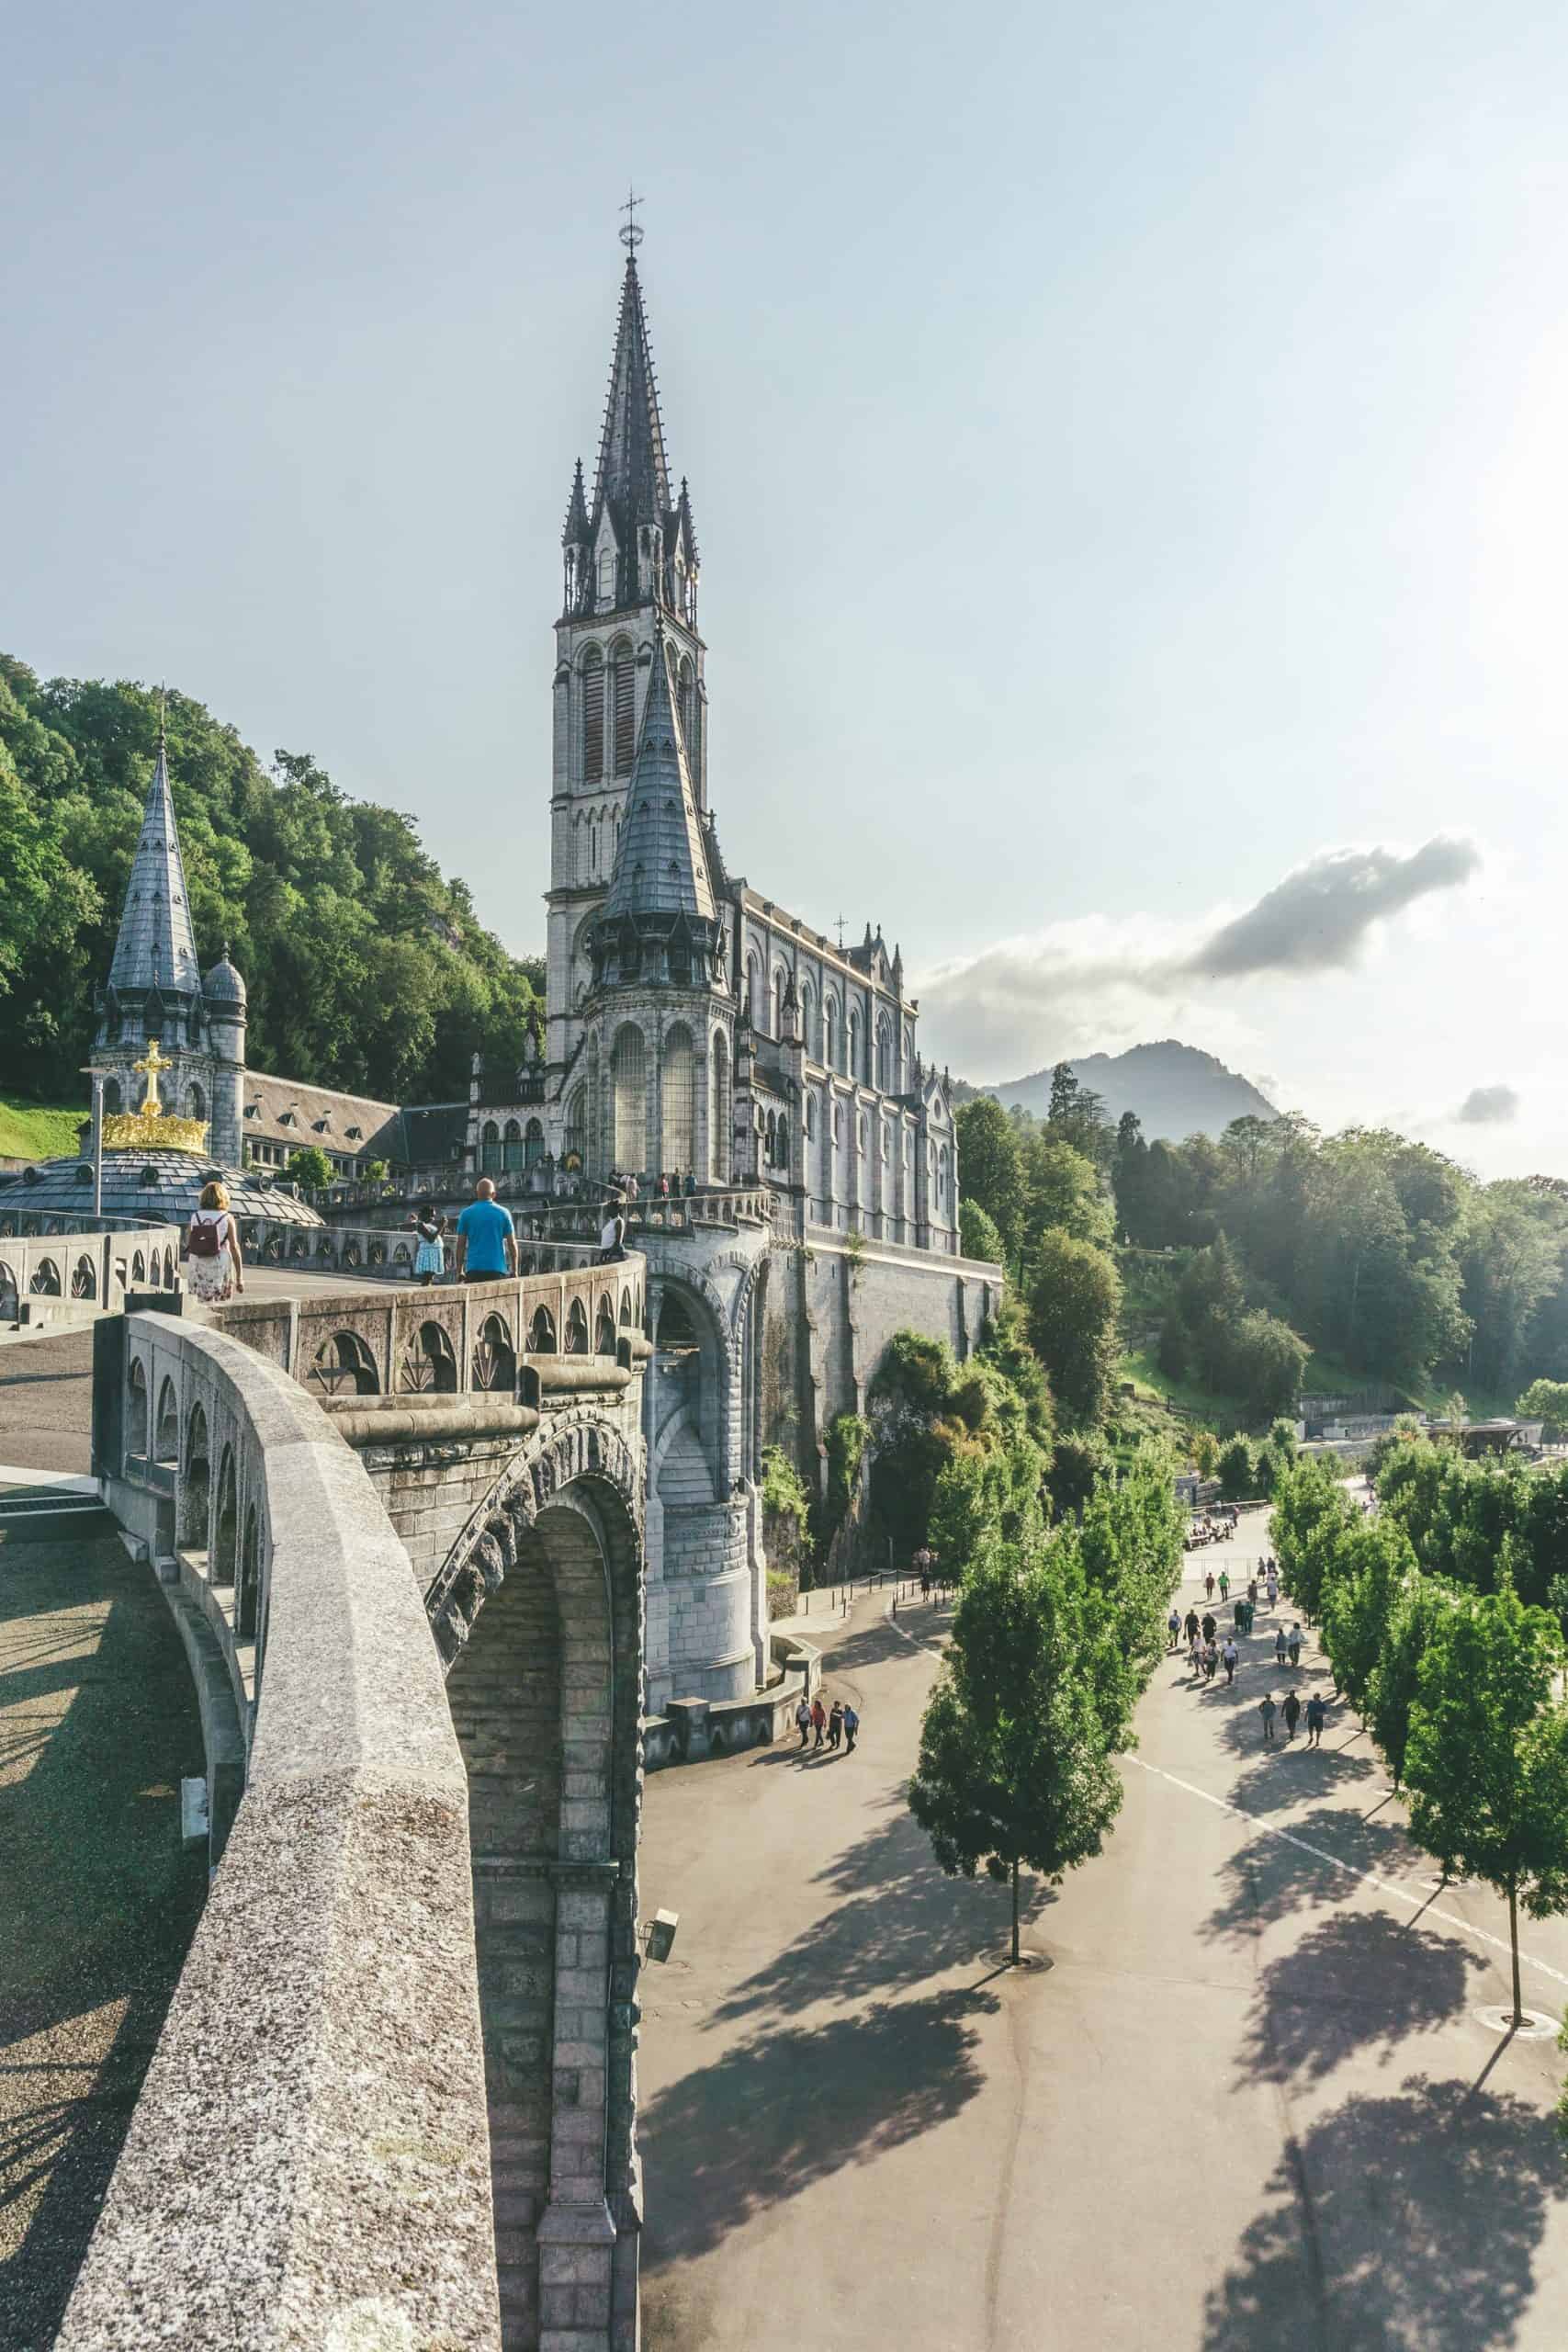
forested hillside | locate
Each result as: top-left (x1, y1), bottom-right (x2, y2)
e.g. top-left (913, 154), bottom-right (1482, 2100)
top-left (957, 1067), bottom-right (1568, 1426)
top-left (0, 656), bottom-right (542, 1107)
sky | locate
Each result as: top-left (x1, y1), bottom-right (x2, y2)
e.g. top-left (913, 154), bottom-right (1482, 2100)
top-left (5, 2), bottom-right (1568, 1176)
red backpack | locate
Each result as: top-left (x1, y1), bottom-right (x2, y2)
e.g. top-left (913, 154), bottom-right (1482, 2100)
top-left (188, 1214), bottom-right (221, 1260)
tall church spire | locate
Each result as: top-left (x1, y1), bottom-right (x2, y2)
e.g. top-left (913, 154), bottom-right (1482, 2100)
top-left (592, 252), bottom-right (672, 526)
top-left (107, 722), bottom-right (201, 998)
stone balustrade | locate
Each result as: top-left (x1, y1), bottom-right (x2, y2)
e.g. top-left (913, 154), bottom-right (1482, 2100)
top-left (0, 1221), bottom-right (183, 1321)
top-left (64, 1313), bottom-right (501, 2351)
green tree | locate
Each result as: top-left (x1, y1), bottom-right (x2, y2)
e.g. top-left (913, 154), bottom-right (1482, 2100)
top-left (1027, 1232), bottom-right (1122, 1429)
top-left (954, 1097), bottom-right (1025, 1260)
top-left (1517, 1378), bottom-right (1568, 1439)
top-left (1192, 1429), bottom-right (1220, 1479)
top-left (1321, 1518), bottom-right (1415, 1713)
top-left (1366, 1575), bottom-right (1454, 1791)
top-left (1024, 1136), bottom-right (1114, 1251)
top-left (959, 1197), bottom-right (1007, 1265)
top-left (1271, 1454), bottom-right (1358, 1621)
top-left (1176, 1236), bottom-right (1248, 1389)
top-left (1404, 1582), bottom-right (1568, 2024)
top-left (285, 1145), bottom-right (334, 1191)
top-left (908, 1541), bottom-right (1123, 1962)
top-left (1229, 1310), bottom-right (1309, 1419)
top-left (1217, 1435), bottom-right (1255, 1500)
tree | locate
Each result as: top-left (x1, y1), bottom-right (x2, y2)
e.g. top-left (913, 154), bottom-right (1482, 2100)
top-left (1043, 1431), bottom-right (1111, 1520)
top-left (1192, 1429), bottom-right (1220, 1479)
top-left (1229, 1310), bottom-right (1309, 1419)
top-left (1217, 1435), bottom-right (1255, 1501)
top-left (284, 1145), bottom-right (334, 1192)
top-left (1271, 1455), bottom-right (1358, 1620)
top-left (1517, 1378), bottom-right (1568, 1439)
top-left (959, 1197), bottom-right (1007, 1265)
top-left (908, 1541), bottom-right (1123, 1962)
top-left (954, 1097), bottom-right (1025, 1260)
top-left (1366, 1576), bottom-right (1454, 1791)
top-left (1176, 1236), bottom-right (1248, 1390)
top-left (1321, 1518), bottom-right (1415, 1713)
top-left (1027, 1233), bottom-right (1122, 1428)
top-left (1404, 1582), bottom-right (1568, 2024)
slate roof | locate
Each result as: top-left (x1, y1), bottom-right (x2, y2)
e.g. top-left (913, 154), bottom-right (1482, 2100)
top-left (239, 1076), bottom-right (468, 1166)
top-left (601, 618), bottom-right (715, 925)
top-left (592, 255), bottom-right (671, 525)
top-left (107, 735), bottom-right (202, 998)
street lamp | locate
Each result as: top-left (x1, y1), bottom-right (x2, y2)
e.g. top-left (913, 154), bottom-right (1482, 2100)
top-left (80, 1063), bottom-right (115, 1225)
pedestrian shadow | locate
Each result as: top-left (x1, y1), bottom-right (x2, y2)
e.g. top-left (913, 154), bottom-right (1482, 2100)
top-left (640, 1986), bottom-right (997, 2267)
top-left (1235, 1908), bottom-right (1486, 2086)
top-left (707, 1801), bottom-right (1051, 2025)
top-left (1201, 1806), bottom-right (1411, 1941)
top-left (1202, 2074), bottom-right (1568, 2350)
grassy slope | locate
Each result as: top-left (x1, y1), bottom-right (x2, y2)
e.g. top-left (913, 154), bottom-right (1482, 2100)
top-left (0, 1099), bottom-right (87, 1160)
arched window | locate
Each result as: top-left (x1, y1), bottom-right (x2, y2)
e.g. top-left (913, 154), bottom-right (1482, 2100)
top-left (661, 1023), bottom-right (696, 1174)
top-left (596, 545), bottom-right (615, 605)
top-left (611, 637), bottom-right (636, 775)
top-left (127, 1359), bottom-right (149, 1456)
top-left (824, 995), bottom-right (837, 1071)
top-left (564, 1084), bottom-right (585, 1167)
top-left (481, 1119), bottom-right (502, 1175)
top-left (938, 1144), bottom-right (951, 1216)
top-left (798, 981), bottom-right (816, 1059)
top-left (773, 967), bottom-right (787, 1039)
top-left (187, 1080), bottom-right (206, 1122)
top-left (849, 1009), bottom-right (862, 1083)
top-left (473, 1314), bottom-right (517, 1391)
top-left (581, 646), bottom-right (604, 780)
top-left (102, 1077), bottom-right (122, 1115)
top-left (876, 1016), bottom-right (892, 1092)
top-left (525, 1117), bottom-right (545, 1168)
top-left (776, 1113), bottom-right (790, 1170)
top-left (709, 1027), bottom-right (730, 1182)
top-left (528, 1304), bottom-right (558, 1354)
top-left (612, 1023), bottom-right (647, 1171)
top-left (565, 1296), bottom-right (590, 1354)
top-left (805, 1091), bottom-right (816, 1140)
top-left (502, 1117), bottom-right (524, 1172)
top-left (747, 952), bottom-right (762, 1032)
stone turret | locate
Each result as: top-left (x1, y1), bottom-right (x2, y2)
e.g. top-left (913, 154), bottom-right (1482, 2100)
top-left (203, 948), bottom-right (247, 1165)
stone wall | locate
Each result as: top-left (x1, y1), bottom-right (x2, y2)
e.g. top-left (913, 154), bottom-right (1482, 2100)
top-left (795, 1224), bottom-right (1002, 1464)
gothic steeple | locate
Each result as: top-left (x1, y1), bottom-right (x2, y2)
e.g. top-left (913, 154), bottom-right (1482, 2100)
top-left (602, 615), bottom-right (713, 925)
top-left (592, 254), bottom-right (671, 528)
top-left (107, 722), bottom-right (201, 1001)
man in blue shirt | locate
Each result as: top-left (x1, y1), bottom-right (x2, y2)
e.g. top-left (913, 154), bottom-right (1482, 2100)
top-left (455, 1178), bottom-right (517, 1283)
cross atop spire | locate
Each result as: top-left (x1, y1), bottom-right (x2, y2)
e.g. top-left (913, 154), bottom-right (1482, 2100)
top-left (619, 187), bottom-right (644, 256)
top-left (107, 728), bottom-right (201, 999)
top-left (592, 238), bottom-right (671, 525)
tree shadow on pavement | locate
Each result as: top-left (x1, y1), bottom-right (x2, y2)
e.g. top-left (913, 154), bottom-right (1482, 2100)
top-left (1226, 1740), bottom-right (1381, 1818)
top-left (1203, 2074), bottom-right (1568, 2351)
top-left (1201, 1807), bottom-right (1411, 1941)
top-left (1235, 1909), bottom-right (1486, 2087)
top-left (707, 1801), bottom-right (1050, 2026)
top-left (641, 1986), bottom-right (997, 2267)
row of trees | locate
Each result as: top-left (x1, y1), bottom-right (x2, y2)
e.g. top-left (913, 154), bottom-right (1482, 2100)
top-left (909, 1442), bottom-right (1185, 1960)
top-left (1272, 1453), bottom-right (1568, 2025)
top-left (0, 658), bottom-right (544, 1106)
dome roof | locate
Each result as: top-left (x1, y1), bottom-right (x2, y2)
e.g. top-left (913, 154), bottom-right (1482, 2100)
top-left (203, 953), bottom-right (247, 1007)
top-left (0, 1151), bottom-right (322, 1229)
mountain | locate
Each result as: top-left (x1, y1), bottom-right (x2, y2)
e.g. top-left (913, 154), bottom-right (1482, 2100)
top-left (985, 1041), bottom-right (1278, 1140)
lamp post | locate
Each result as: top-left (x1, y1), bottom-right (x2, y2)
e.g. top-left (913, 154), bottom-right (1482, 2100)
top-left (81, 1064), bottom-right (114, 1225)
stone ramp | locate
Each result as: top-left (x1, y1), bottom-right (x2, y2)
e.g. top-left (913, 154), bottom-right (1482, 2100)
top-left (0, 1531), bottom-right (207, 2349)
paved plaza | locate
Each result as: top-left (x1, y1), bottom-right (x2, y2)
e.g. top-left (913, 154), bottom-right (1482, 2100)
top-left (638, 1518), bottom-right (1568, 2351)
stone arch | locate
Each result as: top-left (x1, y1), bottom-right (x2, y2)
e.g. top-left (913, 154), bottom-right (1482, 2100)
top-left (213, 1446), bottom-right (237, 1586)
top-left (188, 1079), bottom-right (206, 1122)
top-left (473, 1313), bottom-right (517, 1393)
top-left (565, 1295), bottom-right (590, 1354)
top-left (660, 1022), bottom-right (695, 1173)
top-left (131, 1250), bottom-right (146, 1285)
top-left (127, 1358), bottom-right (150, 1456)
top-left (182, 1402), bottom-right (210, 1548)
top-left (153, 1374), bottom-right (179, 1464)
top-left (309, 1331), bottom-right (379, 1396)
top-left (0, 1261), bottom-right (17, 1320)
top-left (651, 1277), bottom-right (728, 1505)
top-left (525, 1116), bottom-right (546, 1168)
top-left (527, 1304), bottom-right (558, 1354)
top-left (595, 1292), bottom-right (616, 1354)
top-left (429, 1421), bottom-right (643, 2344)
top-left (401, 1320), bottom-right (458, 1393)
top-left (481, 1119), bottom-right (502, 1176)
top-left (72, 1251), bottom-right (96, 1300)
top-left (502, 1116), bottom-right (524, 1173)
top-left (30, 1255), bottom-right (62, 1296)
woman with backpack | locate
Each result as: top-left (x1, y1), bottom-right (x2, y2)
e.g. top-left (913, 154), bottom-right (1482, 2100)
top-left (185, 1179), bottom-right (244, 1305)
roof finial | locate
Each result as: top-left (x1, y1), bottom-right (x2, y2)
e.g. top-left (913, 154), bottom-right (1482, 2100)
top-left (157, 684), bottom-right (166, 747)
top-left (619, 187), bottom-right (645, 259)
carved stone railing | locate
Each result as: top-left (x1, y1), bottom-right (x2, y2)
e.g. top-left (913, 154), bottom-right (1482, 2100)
top-left (63, 1314), bottom-right (500, 2350)
top-left (0, 1221), bottom-right (184, 1320)
top-left (231, 1213), bottom-right (617, 1280)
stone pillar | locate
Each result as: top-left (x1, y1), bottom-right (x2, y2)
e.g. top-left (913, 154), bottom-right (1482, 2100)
top-left (537, 1858), bottom-right (621, 2349)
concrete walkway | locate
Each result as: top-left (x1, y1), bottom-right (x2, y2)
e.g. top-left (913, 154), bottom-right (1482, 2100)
top-left (638, 1532), bottom-right (1568, 2351)
top-left (0, 1532), bottom-right (207, 2348)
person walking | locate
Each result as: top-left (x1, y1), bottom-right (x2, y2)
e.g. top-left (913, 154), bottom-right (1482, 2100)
top-left (1222, 1636), bottom-right (1238, 1685)
top-left (1189, 1630), bottom-right (1202, 1672)
top-left (409, 1201), bottom-right (446, 1287)
top-left (1203, 1639), bottom-right (1218, 1682)
top-left (184, 1179), bottom-right (245, 1304)
top-left (1247, 1578), bottom-right (1258, 1608)
top-left (1201, 1612), bottom-right (1217, 1646)
top-left (828, 1699), bottom-right (844, 1750)
top-left (842, 1701), bottom-right (860, 1753)
top-left (1287, 1622), bottom-right (1303, 1668)
top-left (1258, 1692), bottom-right (1277, 1744)
top-left (1282, 1688), bottom-right (1302, 1741)
top-left (1305, 1694), bottom-right (1326, 1747)
top-left (1267, 1567), bottom-right (1280, 1607)
top-left (795, 1697), bottom-right (812, 1750)
top-left (1204, 1569), bottom-right (1215, 1600)
top-left (1167, 1605), bottom-right (1182, 1652)
top-left (1184, 1608), bottom-right (1201, 1647)
top-left (455, 1177), bottom-right (518, 1282)
top-left (1274, 1627), bottom-right (1288, 1667)
top-left (1218, 1569), bottom-right (1230, 1602)
top-left (811, 1696), bottom-right (827, 1750)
